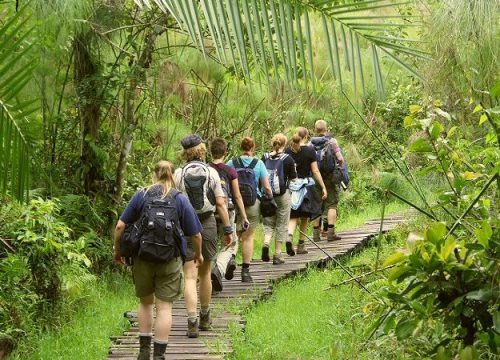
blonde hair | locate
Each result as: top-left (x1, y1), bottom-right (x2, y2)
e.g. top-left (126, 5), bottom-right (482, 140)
top-left (315, 120), bottom-right (328, 134)
top-left (290, 127), bottom-right (309, 153)
top-left (149, 160), bottom-right (175, 198)
top-left (271, 133), bottom-right (287, 152)
top-left (181, 143), bottom-right (207, 162)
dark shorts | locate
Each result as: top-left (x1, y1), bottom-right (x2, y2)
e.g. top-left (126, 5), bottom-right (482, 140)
top-left (132, 256), bottom-right (184, 302)
top-left (186, 214), bottom-right (218, 262)
top-left (323, 173), bottom-right (341, 209)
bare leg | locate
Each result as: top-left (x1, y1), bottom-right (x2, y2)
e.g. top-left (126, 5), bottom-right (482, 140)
top-left (183, 260), bottom-right (198, 315)
top-left (241, 228), bottom-right (256, 264)
top-left (138, 294), bottom-right (154, 334)
top-left (198, 260), bottom-right (212, 308)
top-left (154, 299), bottom-right (173, 341)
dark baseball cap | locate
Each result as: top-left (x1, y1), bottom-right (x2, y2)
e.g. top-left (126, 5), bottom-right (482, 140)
top-left (181, 134), bottom-right (203, 149)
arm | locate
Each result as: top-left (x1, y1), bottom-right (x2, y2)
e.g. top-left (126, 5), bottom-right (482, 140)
top-left (190, 232), bottom-right (204, 267)
top-left (331, 139), bottom-right (344, 166)
top-left (231, 178), bottom-right (249, 228)
top-left (260, 175), bottom-right (273, 198)
top-left (311, 161), bottom-right (328, 200)
top-left (113, 220), bottom-right (126, 265)
top-left (215, 196), bottom-right (233, 246)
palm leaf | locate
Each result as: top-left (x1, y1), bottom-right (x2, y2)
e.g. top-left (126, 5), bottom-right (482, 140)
top-left (137, 0), bottom-right (425, 93)
top-left (0, 5), bottom-right (36, 201)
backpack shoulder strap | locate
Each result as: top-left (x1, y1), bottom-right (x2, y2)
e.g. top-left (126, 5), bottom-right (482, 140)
top-left (248, 158), bottom-right (258, 169)
top-left (233, 157), bottom-right (243, 169)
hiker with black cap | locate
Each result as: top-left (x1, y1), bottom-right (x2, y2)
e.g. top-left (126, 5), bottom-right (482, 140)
top-left (174, 134), bottom-right (233, 338)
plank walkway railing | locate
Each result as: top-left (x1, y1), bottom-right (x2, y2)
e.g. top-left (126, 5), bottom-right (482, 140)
top-left (108, 214), bottom-right (407, 360)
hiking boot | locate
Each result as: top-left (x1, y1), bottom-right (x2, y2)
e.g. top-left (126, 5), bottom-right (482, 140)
top-left (199, 310), bottom-right (212, 331)
top-left (285, 241), bottom-right (295, 256)
top-left (137, 335), bottom-right (151, 360)
top-left (186, 318), bottom-right (199, 338)
top-left (327, 227), bottom-right (342, 242)
top-left (327, 233), bottom-right (342, 241)
top-left (153, 342), bottom-right (167, 360)
top-left (313, 228), bottom-right (321, 242)
top-left (261, 246), bottom-right (270, 262)
top-left (272, 255), bottom-right (285, 265)
top-left (241, 267), bottom-right (253, 283)
top-left (296, 243), bottom-right (308, 254)
top-left (321, 230), bottom-right (328, 239)
top-left (225, 255), bottom-right (236, 280)
top-left (211, 266), bottom-right (223, 292)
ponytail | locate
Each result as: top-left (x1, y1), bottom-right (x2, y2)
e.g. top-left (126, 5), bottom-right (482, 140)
top-left (271, 133), bottom-right (287, 152)
top-left (290, 134), bottom-right (301, 153)
top-left (149, 160), bottom-right (175, 198)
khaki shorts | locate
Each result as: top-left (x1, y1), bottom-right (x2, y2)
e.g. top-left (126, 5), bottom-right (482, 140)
top-left (323, 174), bottom-right (341, 209)
top-left (132, 256), bottom-right (184, 302)
top-left (236, 199), bottom-right (260, 232)
top-left (186, 214), bottom-right (218, 262)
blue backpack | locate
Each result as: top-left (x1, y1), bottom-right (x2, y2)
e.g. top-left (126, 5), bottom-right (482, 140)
top-left (263, 153), bottom-right (288, 196)
top-left (232, 157), bottom-right (258, 206)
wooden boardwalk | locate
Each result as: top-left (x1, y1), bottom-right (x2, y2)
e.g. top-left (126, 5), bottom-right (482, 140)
top-left (108, 215), bottom-right (406, 360)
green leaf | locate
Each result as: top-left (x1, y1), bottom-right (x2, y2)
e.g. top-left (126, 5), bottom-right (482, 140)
top-left (479, 114), bottom-right (488, 125)
top-left (430, 121), bottom-right (442, 141)
top-left (409, 104), bottom-right (421, 114)
top-left (494, 310), bottom-right (500, 332)
top-left (425, 222), bottom-right (446, 244)
top-left (465, 289), bottom-right (492, 302)
top-left (383, 251), bottom-right (406, 266)
top-left (403, 115), bottom-right (414, 128)
top-left (475, 221), bottom-right (492, 248)
top-left (436, 346), bottom-right (450, 360)
top-left (459, 346), bottom-right (479, 360)
top-left (409, 138), bottom-right (432, 153)
top-left (447, 126), bottom-right (457, 138)
top-left (491, 82), bottom-right (500, 97)
top-left (439, 237), bottom-right (455, 261)
top-left (388, 265), bottom-right (413, 282)
top-left (395, 319), bottom-right (418, 340)
top-left (473, 104), bottom-right (483, 113)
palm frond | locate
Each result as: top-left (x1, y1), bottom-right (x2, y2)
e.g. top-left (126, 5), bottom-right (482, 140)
top-left (0, 5), bottom-right (36, 202)
top-left (138, 0), bottom-right (425, 94)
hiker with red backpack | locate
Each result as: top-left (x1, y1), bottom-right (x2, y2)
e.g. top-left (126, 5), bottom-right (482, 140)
top-left (113, 161), bottom-right (203, 360)
top-left (227, 137), bottom-right (273, 283)
top-left (261, 133), bottom-right (297, 264)
top-left (173, 134), bottom-right (233, 338)
top-left (208, 138), bottom-right (250, 292)
top-left (309, 120), bottom-right (345, 242)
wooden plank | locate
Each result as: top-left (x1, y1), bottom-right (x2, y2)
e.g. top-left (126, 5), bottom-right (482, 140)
top-left (107, 215), bottom-right (408, 359)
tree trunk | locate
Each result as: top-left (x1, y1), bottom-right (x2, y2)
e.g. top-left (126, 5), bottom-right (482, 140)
top-left (74, 31), bottom-right (101, 195)
top-left (114, 23), bottom-right (167, 204)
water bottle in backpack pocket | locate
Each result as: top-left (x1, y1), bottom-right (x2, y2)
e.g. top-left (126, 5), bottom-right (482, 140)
top-left (233, 157), bottom-right (258, 207)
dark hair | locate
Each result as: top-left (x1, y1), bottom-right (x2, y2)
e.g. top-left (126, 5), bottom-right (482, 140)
top-left (210, 137), bottom-right (228, 159)
top-left (240, 137), bottom-right (255, 152)
top-left (290, 127), bottom-right (309, 153)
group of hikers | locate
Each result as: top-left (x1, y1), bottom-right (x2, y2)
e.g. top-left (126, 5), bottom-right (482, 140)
top-left (112, 120), bottom-right (348, 360)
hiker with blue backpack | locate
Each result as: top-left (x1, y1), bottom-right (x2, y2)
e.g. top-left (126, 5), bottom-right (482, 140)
top-left (309, 120), bottom-right (346, 242)
top-left (261, 133), bottom-right (297, 264)
top-left (208, 137), bottom-right (250, 292)
top-left (285, 127), bottom-right (328, 256)
top-left (174, 134), bottom-right (233, 338)
top-left (227, 137), bottom-right (273, 283)
top-left (113, 160), bottom-right (203, 360)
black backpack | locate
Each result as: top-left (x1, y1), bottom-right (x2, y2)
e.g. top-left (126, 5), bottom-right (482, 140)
top-left (233, 157), bottom-right (258, 207)
top-left (121, 188), bottom-right (186, 263)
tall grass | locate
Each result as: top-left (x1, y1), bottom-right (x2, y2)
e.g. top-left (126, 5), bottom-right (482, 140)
top-left (10, 271), bottom-right (136, 360)
top-left (231, 225), bottom-right (414, 359)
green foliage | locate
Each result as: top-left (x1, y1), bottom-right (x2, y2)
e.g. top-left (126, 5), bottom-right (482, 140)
top-left (370, 97), bottom-right (499, 357)
top-left (0, 197), bottom-right (94, 348)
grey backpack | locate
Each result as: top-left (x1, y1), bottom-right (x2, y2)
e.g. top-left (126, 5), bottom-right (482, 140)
top-left (178, 161), bottom-right (216, 214)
